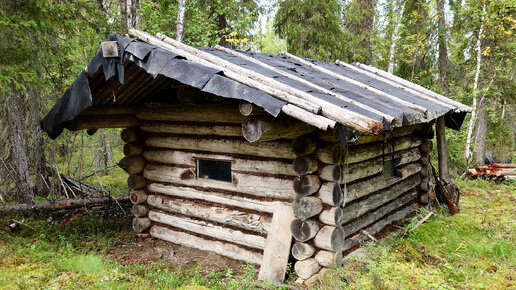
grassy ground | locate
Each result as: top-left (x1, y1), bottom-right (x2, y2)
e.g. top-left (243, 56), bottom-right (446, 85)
top-left (0, 179), bottom-right (514, 289)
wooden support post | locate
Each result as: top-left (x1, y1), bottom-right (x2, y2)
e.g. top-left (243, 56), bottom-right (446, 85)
top-left (258, 203), bottom-right (295, 282)
top-left (435, 116), bottom-right (450, 180)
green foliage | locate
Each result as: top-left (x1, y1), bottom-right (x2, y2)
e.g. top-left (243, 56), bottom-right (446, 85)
top-left (274, 0), bottom-right (345, 61)
top-left (255, 22), bottom-right (287, 54)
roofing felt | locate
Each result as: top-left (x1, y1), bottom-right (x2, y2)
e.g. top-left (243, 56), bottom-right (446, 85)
top-left (42, 33), bottom-right (471, 140)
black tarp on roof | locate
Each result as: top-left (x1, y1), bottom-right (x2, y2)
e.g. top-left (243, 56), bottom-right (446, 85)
top-left (42, 34), bottom-right (471, 139)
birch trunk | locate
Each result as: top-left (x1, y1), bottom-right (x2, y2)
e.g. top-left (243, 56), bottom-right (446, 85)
top-left (387, 0), bottom-right (403, 73)
top-left (464, 0), bottom-right (486, 162)
top-left (176, 0), bottom-right (186, 42)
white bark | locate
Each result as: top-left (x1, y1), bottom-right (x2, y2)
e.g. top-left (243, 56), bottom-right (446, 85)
top-left (388, 0), bottom-right (404, 74)
top-left (176, 0), bottom-right (186, 42)
top-left (465, 0), bottom-right (486, 162)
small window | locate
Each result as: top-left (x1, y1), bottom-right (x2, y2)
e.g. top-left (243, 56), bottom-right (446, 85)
top-left (197, 159), bottom-right (232, 182)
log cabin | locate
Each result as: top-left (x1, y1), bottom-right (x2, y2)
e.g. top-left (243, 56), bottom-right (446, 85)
top-left (42, 30), bottom-right (471, 283)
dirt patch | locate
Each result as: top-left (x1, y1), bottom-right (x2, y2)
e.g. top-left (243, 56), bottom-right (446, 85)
top-left (105, 234), bottom-right (248, 274)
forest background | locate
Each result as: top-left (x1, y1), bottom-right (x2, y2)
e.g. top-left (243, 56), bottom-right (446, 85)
top-left (0, 0), bottom-right (514, 204)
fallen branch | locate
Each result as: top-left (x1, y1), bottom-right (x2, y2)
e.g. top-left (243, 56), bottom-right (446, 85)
top-left (0, 195), bottom-right (129, 214)
top-left (360, 230), bottom-right (377, 242)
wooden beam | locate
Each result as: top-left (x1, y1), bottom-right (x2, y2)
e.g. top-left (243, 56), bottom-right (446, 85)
top-left (67, 115), bottom-right (137, 130)
top-left (242, 116), bottom-right (315, 143)
top-left (258, 203), bottom-right (295, 282)
top-left (150, 225), bottom-right (263, 265)
top-left (435, 116), bottom-right (450, 180)
top-left (146, 136), bottom-right (297, 159)
top-left (147, 194), bottom-right (271, 234)
top-left (149, 210), bottom-right (266, 250)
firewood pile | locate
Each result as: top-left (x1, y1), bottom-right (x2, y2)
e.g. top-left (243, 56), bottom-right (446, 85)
top-left (464, 163), bottom-right (516, 182)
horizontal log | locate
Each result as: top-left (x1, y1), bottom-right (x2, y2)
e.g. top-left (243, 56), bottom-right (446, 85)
top-left (291, 218), bottom-right (319, 242)
top-left (147, 195), bottom-right (270, 234)
top-left (143, 150), bottom-right (297, 176)
top-left (333, 136), bottom-right (422, 165)
top-left (79, 105), bottom-right (136, 116)
top-left (421, 140), bottom-right (433, 153)
top-left (293, 156), bottom-right (319, 175)
top-left (342, 204), bottom-right (414, 252)
top-left (0, 195), bottom-right (129, 213)
top-left (317, 182), bottom-right (342, 206)
top-left (127, 174), bottom-right (146, 190)
top-left (292, 242), bottom-right (316, 261)
top-left (341, 174), bottom-right (422, 225)
top-left (420, 155), bottom-right (430, 166)
top-left (124, 143), bottom-right (143, 157)
top-left (293, 197), bottom-right (323, 220)
top-left (150, 225), bottom-right (263, 265)
top-left (118, 156), bottom-right (145, 174)
top-left (338, 148), bottom-right (421, 184)
top-left (317, 125), bottom-right (422, 144)
top-left (342, 189), bottom-right (417, 236)
top-left (147, 183), bottom-right (275, 213)
top-left (144, 164), bottom-right (295, 200)
top-left (243, 116), bottom-right (315, 143)
top-left (292, 137), bottom-right (317, 157)
top-left (315, 144), bottom-right (339, 164)
top-left (315, 250), bottom-right (343, 267)
top-left (136, 104), bottom-right (244, 123)
top-left (314, 226), bottom-right (345, 252)
top-left (67, 115), bottom-right (138, 130)
top-left (293, 175), bottom-right (321, 197)
top-left (176, 87), bottom-right (203, 103)
top-left (344, 162), bottom-right (422, 205)
top-left (146, 136), bottom-right (296, 159)
top-left (140, 121), bottom-right (243, 137)
top-left (131, 204), bottom-right (150, 217)
top-left (121, 127), bottom-right (143, 143)
top-left (130, 190), bottom-right (147, 204)
top-left (319, 164), bottom-right (340, 182)
top-left (149, 210), bottom-right (266, 250)
top-left (319, 207), bottom-right (343, 227)
top-left (295, 258), bottom-right (321, 280)
top-left (133, 217), bottom-right (151, 233)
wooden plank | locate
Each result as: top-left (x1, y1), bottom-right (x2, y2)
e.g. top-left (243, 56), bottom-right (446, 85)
top-left (144, 164), bottom-right (295, 200)
top-left (143, 149), bottom-right (298, 176)
top-left (150, 225), bottom-right (263, 265)
top-left (146, 136), bottom-right (297, 159)
top-left (258, 203), bottom-right (295, 282)
top-left (149, 210), bottom-right (266, 250)
top-left (147, 194), bottom-right (271, 234)
top-left (147, 183), bottom-right (276, 213)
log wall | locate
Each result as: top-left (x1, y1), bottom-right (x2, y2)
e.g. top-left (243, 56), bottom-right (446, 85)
top-left (290, 124), bottom-right (433, 283)
top-left (116, 102), bottom-right (433, 283)
top-left (119, 104), bottom-right (302, 272)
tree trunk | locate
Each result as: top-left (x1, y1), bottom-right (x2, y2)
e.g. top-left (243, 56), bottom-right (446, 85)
top-left (473, 105), bottom-right (489, 165)
top-left (176, 0), bottom-right (186, 42)
top-left (387, 0), bottom-right (403, 73)
top-left (436, 0), bottom-right (451, 97)
top-left (29, 86), bottom-right (49, 197)
top-left (6, 94), bottom-right (34, 204)
top-left (465, 0), bottom-right (486, 162)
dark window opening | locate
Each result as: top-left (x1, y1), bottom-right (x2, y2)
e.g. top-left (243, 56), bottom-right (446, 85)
top-left (197, 159), bottom-right (232, 182)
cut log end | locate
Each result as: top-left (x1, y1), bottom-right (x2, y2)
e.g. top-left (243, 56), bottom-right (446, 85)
top-left (293, 156), bottom-right (319, 175)
top-left (292, 242), bottom-right (316, 261)
top-left (292, 137), bottom-right (317, 157)
top-left (293, 175), bottom-right (321, 197)
top-left (133, 217), bottom-right (151, 233)
top-left (290, 218), bottom-right (320, 242)
top-left (130, 190), bottom-right (148, 204)
top-left (293, 197), bottom-right (323, 220)
top-left (127, 175), bottom-right (146, 190)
